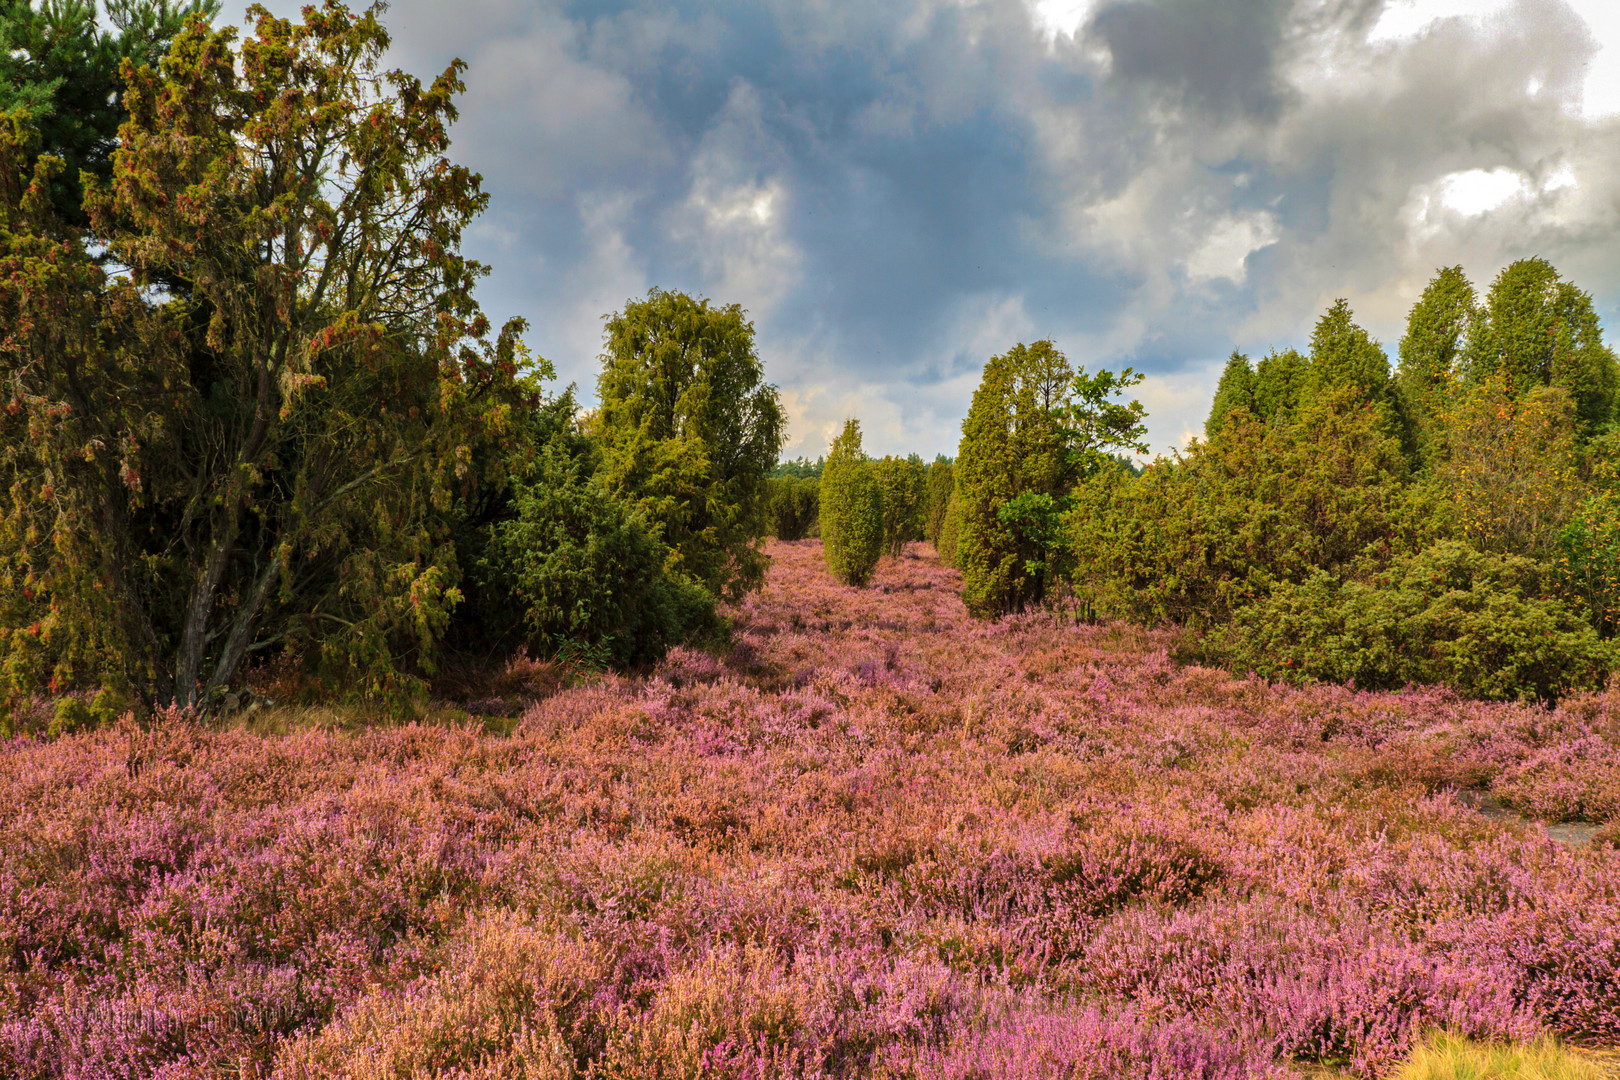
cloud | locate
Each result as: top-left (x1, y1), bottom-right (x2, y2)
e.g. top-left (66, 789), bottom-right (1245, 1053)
top-left (245, 0), bottom-right (1620, 458)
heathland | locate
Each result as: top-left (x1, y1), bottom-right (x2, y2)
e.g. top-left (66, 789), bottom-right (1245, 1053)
top-left (4, 539), bottom-right (1619, 1078)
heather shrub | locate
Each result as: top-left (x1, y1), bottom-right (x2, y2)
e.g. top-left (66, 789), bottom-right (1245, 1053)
top-left (915, 1005), bottom-right (1285, 1080)
top-left (1210, 542), bottom-right (1612, 701)
top-left (820, 419), bottom-right (884, 586)
top-left (5, 541), bottom-right (1620, 1080)
top-left (765, 474), bottom-right (820, 540)
top-left (273, 913), bottom-right (615, 1079)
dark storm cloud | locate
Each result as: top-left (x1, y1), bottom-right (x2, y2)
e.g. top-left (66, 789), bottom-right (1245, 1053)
top-left (1087, 0), bottom-right (1296, 121)
top-left (245, 0), bottom-right (1620, 457)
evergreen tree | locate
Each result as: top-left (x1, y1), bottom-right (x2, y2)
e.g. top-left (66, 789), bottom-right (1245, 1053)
top-left (764, 475), bottom-right (819, 540)
top-left (1308, 299), bottom-right (1392, 400)
top-left (820, 419), bottom-right (883, 586)
top-left (594, 289), bottom-right (785, 602)
top-left (0, 0), bottom-right (218, 224)
top-left (1205, 351), bottom-right (1255, 440)
top-left (874, 453), bottom-right (926, 558)
top-left (957, 341), bottom-right (1073, 618)
top-left (937, 488), bottom-right (961, 568)
top-left (926, 456), bottom-right (954, 548)
top-left (1465, 257), bottom-right (1618, 437)
top-left (957, 340), bottom-right (1147, 619)
top-left (0, 3), bottom-right (530, 712)
top-left (1397, 266), bottom-right (1476, 461)
top-left (472, 408), bottom-right (715, 670)
top-left (1253, 348), bottom-right (1307, 423)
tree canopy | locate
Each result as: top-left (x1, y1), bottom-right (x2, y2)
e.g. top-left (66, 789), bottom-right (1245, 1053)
top-left (593, 288), bottom-right (784, 602)
top-left (0, 2), bottom-right (534, 713)
top-left (1, 0), bottom-right (218, 222)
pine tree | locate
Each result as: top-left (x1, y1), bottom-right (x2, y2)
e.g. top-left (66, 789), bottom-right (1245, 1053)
top-left (0, 0), bottom-right (218, 224)
top-left (820, 420), bottom-right (883, 586)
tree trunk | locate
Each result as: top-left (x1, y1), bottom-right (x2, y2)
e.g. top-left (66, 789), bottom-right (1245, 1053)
top-left (203, 556), bottom-right (282, 700)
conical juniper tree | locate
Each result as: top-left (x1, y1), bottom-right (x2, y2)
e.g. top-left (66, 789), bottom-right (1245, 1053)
top-left (1253, 348), bottom-right (1306, 424)
top-left (593, 289), bottom-right (785, 603)
top-left (819, 419), bottom-right (883, 587)
top-left (1397, 266), bottom-right (1476, 463)
top-left (956, 340), bottom-right (1146, 619)
top-left (1464, 257), bottom-right (1619, 438)
top-left (925, 456), bottom-right (954, 548)
top-left (0, 2), bottom-right (534, 715)
top-left (1205, 351), bottom-right (1255, 441)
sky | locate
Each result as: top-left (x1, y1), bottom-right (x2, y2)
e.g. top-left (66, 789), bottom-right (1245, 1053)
top-left (256, 0), bottom-right (1620, 459)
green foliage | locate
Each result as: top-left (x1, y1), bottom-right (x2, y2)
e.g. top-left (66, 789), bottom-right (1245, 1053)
top-left (1070, 385), bottom-right (1408, 626)
top-left (1466, 258), bottom-right (1620, 437)
top-left (937, 487), bottom-right (960, 569)
top-left (1555, 431), bottom-right (1620, 639)
top-left (1253, 348), bottom-right (1307, 423)
top-left (473, 420), bottom-right (716, 670)
top-left (765, 475), bottom-right (819, 541)
top-left (772, 456), bottom-right (823, 479)
top-left (819, 420), bottom-right (883, 587)
top-left (1309, 298), bottom-right (1393, 401)
top-left (0, 0), bottom-right (218, 223)
top-left (958, 341), bottom-right (1073, 617)
top-left (0, 3), bottom-right (532, 713)
top-left (1435, 380), bottom-right (1583, 558)
top-left (926, 457), bottom-right (954, 548)
top-left (1397, 265), bottom-right (1476, 462)
top-left (956, 340), bottom-right (1147, 619)
top-left (1069, 269), bottom-right (1620, 702)
top-left (593, 289), bottom-right (785, 603)
top-left (1205, 351), bottom-right (1254, 440)
top-left (873, 454), bottom-right (927, 557)
top-left (1211, 541), bottom-right (1612, 702)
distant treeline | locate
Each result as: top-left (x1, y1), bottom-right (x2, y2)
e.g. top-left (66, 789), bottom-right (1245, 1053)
top-left (862, 257), bottom-right (1619, 702)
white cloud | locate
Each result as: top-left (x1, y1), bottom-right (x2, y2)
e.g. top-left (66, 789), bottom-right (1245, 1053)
top-left (1369, 0), bottom-right (1620, 119)
top-left (671, 83), bottom-right (803, 319)
top-left (1028, 0), bottom-right (1100, 39)
top-left (1184, 213), bottom-right (1280, 284)
top-left (1437, 167), bottom-right (1532, 216)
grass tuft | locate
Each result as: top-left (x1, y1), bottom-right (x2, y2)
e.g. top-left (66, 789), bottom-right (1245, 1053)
top-left (1394, 1033), bottom-right (1610, 1080)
